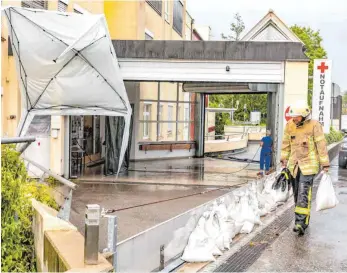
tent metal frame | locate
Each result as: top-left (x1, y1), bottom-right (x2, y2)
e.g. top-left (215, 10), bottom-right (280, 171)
top-left (5, 7), bottom-right (129, 136)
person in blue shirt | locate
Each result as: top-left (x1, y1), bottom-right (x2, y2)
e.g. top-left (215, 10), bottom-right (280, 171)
top-left (258, 130), bottom-right (273, 176)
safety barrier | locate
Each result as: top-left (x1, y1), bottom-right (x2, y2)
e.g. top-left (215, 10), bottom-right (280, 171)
top-left (1, 137), bottom-right (77, 222)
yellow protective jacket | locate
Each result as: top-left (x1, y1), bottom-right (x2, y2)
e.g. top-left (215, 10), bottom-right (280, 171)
top-left (280, 119), bottom-right (329, 177)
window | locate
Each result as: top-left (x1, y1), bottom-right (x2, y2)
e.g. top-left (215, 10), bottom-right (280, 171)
top-left (145, 29), bottom-right (154, 40)
top-left (73, 4), bottom-right (89, 14)
top-left (139, 82), bottom-right (195, 142)
top-left (21, 1), bottom-right (48, 9)
top-left (184, 106), bottom-right (190, 123)
top-left (143, 104), bottom-right (152, 138)
top-left (164, 0), bottom-right (169, 22)
top-left (168, 105), bottom-right (174, 132)
top-left (158, 105), bottom-right (164, 137)
top-left (146, 0), bottom-right (162, 16)
top-left (173, 0), bottom-right (183, 36)
top-left (58, 0), bottom-right (68, 12)
top-left (25, 115), bottom-right (51, 137)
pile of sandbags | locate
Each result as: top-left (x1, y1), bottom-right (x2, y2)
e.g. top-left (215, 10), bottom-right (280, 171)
top-left (182, 172), bottom-right (291, 263)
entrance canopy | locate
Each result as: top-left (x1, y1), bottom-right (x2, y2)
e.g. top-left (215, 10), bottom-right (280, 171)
top-left (2, 6), bottom-right (131, 174)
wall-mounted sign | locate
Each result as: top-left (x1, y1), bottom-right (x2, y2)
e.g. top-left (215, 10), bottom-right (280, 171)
top-left (285, 106), bottom-right (291, 122)
top-left (312, 59), bottom-right (332, 133)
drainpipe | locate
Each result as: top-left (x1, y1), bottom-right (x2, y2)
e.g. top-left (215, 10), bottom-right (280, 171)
top-left (191, 18), bottom-right (195, 40)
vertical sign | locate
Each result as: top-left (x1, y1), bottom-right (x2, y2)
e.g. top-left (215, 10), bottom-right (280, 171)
top-left (312, 59), bottom-right (332, 133)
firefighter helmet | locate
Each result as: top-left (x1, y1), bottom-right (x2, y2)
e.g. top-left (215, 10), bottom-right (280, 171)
top-left (289, 100), bottom-right (311, 118)
top-left (272, 168), bottom-right (292, 192)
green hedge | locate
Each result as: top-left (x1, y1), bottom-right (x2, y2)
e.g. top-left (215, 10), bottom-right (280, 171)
top-left (1, 145), bottom-right (58, 272)
top-left (325, 127), bottom-right (344, 145)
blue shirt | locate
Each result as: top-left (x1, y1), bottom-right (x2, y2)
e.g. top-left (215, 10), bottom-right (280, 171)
top-left (261, 136), bottom-right (273, 154)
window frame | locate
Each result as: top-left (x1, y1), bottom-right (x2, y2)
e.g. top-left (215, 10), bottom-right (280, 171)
top-left (164, 0), bottom-right (170, 23)
top-left (58, 0), bottom-right (68, 12)
top-left (143, 103), bottom-right (152, 139)
top-left (167, 104), bottom-right (174, 133)
top-left (139, 83), bottom-right (195, 143)
top-left (145, 29), bottom-right (154, 40)
top-left (146, 0), bottom-right (163, 16)
top-left (21, 1), bottom-right (48, 10)
top-left (172, 0), bottom-right (183, 36)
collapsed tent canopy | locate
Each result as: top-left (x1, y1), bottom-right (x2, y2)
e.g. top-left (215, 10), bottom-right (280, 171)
top-left (2, 6), bottom-right (131, 174)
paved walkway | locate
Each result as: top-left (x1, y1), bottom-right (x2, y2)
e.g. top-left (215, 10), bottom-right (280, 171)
top-left (247, 155), bottom-right (347, 272)
top-left (80, 156), bottom-right (259, 187)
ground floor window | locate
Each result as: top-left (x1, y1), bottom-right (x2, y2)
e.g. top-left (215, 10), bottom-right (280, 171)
top-left (139, 82), bottom-right (195, 142)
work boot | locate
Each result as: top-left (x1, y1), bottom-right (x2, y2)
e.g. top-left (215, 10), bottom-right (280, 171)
top-left (293, 225), bottom-right (299, 232)
top-left (296, 225), bottom-right (305, 236)
top-left (257, 171), bottom-right (264, 177)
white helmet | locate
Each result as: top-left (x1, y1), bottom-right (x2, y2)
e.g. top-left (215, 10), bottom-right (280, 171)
top-left (289, 100), bottom-right (311, 118)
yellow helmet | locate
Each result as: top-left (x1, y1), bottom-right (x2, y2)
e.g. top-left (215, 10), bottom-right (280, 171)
top-left (289, 100), bottom-right (311, 118)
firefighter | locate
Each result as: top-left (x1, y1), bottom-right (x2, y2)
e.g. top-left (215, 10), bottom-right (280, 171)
top-left (280, 101), bottom-right (329, 236)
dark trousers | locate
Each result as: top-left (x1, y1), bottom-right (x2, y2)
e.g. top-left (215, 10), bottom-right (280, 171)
top-left (260, 151), bottom-right (271, 171)
top-left (292, 168), bottom-right (315, 229)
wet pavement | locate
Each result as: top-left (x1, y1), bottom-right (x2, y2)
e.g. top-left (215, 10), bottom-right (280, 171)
top-left (70, 183), bottom-right (231, 241)
top-left (247, 155), bottom-right (347, 272)
top-left (79, 156), bottom-right (259, 187)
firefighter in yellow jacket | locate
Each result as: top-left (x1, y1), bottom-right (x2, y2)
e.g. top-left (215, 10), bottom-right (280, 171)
top-left (281, 101), bottom-right (329, 236)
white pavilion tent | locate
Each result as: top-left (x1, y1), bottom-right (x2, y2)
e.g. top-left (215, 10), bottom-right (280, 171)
top-left (2, 6), bottom-right (131, 174)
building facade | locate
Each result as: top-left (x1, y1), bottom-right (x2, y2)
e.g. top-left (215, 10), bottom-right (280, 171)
top-left (1, 0), bottom-right (199, 177)
top-left (1, 5), bottom-right (310, 178)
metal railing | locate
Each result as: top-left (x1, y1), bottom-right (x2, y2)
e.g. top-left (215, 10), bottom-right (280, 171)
top-left (205, 126), bottom-right (266, 142)
top-left (1, 136), bottom-right (77, 222)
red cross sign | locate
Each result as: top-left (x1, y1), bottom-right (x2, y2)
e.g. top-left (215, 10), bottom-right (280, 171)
top-left (317, 62), bottom-right (329, 73)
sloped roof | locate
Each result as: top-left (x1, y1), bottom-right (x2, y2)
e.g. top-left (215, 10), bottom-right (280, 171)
top-left (241, 9), bottom-right (304, 44)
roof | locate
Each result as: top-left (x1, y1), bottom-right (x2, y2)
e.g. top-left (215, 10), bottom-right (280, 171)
top-left (113, 40), bottom-right (309, 62)
top-left (241, 9), bottom-right (304, 44)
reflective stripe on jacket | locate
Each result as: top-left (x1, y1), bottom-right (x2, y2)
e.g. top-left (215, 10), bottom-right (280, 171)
top-left (280, 119), bottom-right (329, 177)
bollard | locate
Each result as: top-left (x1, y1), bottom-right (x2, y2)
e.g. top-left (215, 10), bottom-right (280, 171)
top-left (105, 214), bottom-right (118, 271)
top-left (84, 204), bottom-right (100, 265)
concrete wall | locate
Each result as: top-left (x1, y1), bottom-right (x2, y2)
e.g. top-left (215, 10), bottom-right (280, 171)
top-left (224, 126), bottom-right (266, 141)
top-left (249, 132), bottom-right (265, 141)
top-left (204, 137), bottom-right (248, 153)
top-left (283, 61), bottom-right (309, 124)
top-left (32, 199), bottom-right (112, 272)
top-left (31, 199), bottom-right (77, 272)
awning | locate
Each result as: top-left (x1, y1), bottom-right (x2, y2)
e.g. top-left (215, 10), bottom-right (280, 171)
top-left (2, 6), bottom-right (131, 174)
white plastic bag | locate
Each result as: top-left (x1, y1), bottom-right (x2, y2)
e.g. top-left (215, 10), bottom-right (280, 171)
top-left (316, 173), bottom-right (339, 211)
top-left (271, 186), bottom-right (289, 204)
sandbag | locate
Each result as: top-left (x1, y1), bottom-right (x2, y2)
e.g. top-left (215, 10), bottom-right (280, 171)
top-left (181, 216), bottom-right (220, 262)
top-left (316, 173), bottom-right (339, 211)
top-left (181, 238), bottom-right (216, 262)
top-left (240, 221), bottom-right (254, 234)
top-left (165, 214), bottom-right (197, 257)
top-left (239, 196), bottom-right (256, 223)
top-left (234, 221), bottom-right (243, 235)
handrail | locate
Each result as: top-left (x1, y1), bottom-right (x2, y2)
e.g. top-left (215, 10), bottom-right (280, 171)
top-left (1, 136), bottom-right (37, 154)
top-left (1, 136), bottom-right (36, 144)
top-left (22, 155), bottom-right (77, 190)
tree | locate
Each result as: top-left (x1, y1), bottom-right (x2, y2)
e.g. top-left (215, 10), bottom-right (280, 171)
top-left (290, 25), bottom-right (328, 106)
top-left (209, 94), bottom-right (268, 136)
top-left (221, 13), bottom-right (245, 41)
